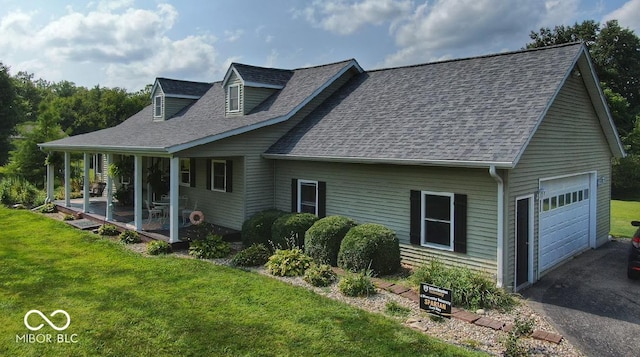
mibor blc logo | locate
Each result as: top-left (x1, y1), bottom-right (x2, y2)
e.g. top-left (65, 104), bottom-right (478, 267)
top-left (16, 309), bottom-right (78, 344)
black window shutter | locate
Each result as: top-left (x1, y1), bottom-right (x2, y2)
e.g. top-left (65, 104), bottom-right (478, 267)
top-left (291, 179), bottom-right (298, 212)
top-left (190, 158), bottom-right (196, 187)
top-left (206, 160), bottom-right (212, 190)
top-left (454, 194), bottom-right (468, 253)
top-left (225, 160), bottom-right (233, 192)
top-left (409, 190), bottom-right (421, 245)
top-left (317, 181), bottom-right (326, 218)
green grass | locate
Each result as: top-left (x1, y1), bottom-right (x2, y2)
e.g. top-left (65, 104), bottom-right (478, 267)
top-left (610, 200), bottom-right (640, 238)
top-left (0, 207), bottom-right (483, 357)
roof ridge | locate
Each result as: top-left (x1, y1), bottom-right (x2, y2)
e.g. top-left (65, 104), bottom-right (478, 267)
top-left (157, 77), bottom-right (212, 85)
top-left (367, 42), bottom-right (584, 73)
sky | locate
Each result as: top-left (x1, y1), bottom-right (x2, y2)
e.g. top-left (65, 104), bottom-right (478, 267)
top-left (0, 0), bottom-right (638, 92)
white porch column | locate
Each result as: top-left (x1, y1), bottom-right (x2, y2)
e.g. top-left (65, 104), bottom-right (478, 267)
top-left (105, 154), bottom-right (113, 221)
top-left (83, 152), bottom-right (90, 212)
top-left (46, 161), bottom-right (55, 203)
top-left (64, 152), bottom-right (71, 207)
top-left (134, 155), bottom-right (143, 231)
top-left (168, 156), bottom-right (180, 243)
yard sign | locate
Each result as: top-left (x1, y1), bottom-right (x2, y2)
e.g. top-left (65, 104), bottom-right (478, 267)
top-left (419, 283), bottom-right (452, 319)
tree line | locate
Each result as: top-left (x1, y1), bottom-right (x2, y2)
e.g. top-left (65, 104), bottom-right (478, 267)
top-left (0, 65), bottom-right (150, 185)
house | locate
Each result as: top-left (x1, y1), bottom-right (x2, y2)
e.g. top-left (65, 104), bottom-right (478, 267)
top-left (40, 43), bottom-right (624, 291)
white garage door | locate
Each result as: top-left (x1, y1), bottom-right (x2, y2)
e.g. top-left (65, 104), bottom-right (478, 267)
top-left (539, 174), bottom-right (592, 272)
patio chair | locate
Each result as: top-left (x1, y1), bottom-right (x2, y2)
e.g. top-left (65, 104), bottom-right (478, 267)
top-left (181, 199), bottom-right (198, 225)
top-left (145, 199), bottom-right (163, 224)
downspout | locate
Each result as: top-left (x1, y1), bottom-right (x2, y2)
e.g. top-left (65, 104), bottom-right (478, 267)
top-left (489, 165), bottom-right (504, 288)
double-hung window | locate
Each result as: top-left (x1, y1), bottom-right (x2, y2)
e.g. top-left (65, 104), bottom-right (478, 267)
top-left (179, 159), bottom-right (190, 187)
top-left (153, 95), bottom-right (163, 118)
top-left (228, 85), bottom-right (240, 112)
top-left (410, 190), bottom-right (467, 253)
top-left (212, 160), bottom-right (227, 191)
top-left (291, 179), bottom-right (326, 217)
top-left (422, 192), bottom-right (455, 250)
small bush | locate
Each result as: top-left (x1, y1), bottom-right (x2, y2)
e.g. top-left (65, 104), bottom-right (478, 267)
top-left (98, 224), bottom-right (120, 236)
top-left (271, 213), bottom-right (319, 249)
top-left (63, 214), bottom-right (75, 221)
top-left (119, 230), bottom-right (141, 244)
top-left (337, 223), bottom-right (401, 275)
top-left (303, 263), bottom-right (337, 287)
top-left (241, 209), bottom-right (286, 247)
top-left (147, 240), bottom-right (172, 255)
top-left (0, 177), bottom-right (46, 208)
top-left (338, 271), bottom-right (376, 297)
top-left (39, 203), bottom-right (57, 213)
top-left (231, 243), bottom-right (271, 267)
top-left (305, 216), bottom-right (357, 266)
top-left (266, 248), bottom-right (313, 277)
top-left (189, 234), bottom-right (231, 259)
top-left (408, 260), bottom-right (516, 311)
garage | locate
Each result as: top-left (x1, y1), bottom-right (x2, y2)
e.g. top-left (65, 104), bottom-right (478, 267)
top-left (539, 174), bottom-right (593, 273)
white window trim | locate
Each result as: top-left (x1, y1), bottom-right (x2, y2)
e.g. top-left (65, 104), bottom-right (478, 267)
top-left (421, 191), bottom-right (455, 251)
top-left (211, 160), bottom-right (227, 192)
top-left (179, 158), bottom-right (190, 187)
top-left (298, 179), bottom-right (318, 215)
top-left (227, 84), bottom-right (240, 113)
top-left (153, 95), bottom-right (163, 118)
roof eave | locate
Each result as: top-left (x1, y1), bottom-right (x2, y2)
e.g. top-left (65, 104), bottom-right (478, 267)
top-left (38, 143), bottom-right (169, 156)
top-left (262, 153), bottom-right (514, 169)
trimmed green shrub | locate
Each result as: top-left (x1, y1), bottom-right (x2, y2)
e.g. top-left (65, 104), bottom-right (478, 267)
top-left (98, 224), bottom-right (120, 236)
top-left (266, 248), bottom-right (313, 277)
top-left (147, 240), bottom-right (172, 255)
top-left (231, 243), bottom-right (271, 267)
top-left (303, 263), bottom-right (337, 287)
top-left (271, 213), bottom-right (319, 249)
top-left (119, 230), bottom-right (141, 244)
top-left (39, 202), bottom-right (57, 213)
top-left (337, 223), bottom-right (401, 275)
top-left (241, 209), bottom-right (286, 247)
top-left (338, 271), bottom-right (376, 297)
top-left (189, 234), bottom-right (231, 259)
top-left (63, 214), bottom-right (75, 221)
top-left (408, 260), bottom-right (516, 311)
top-left (305, 216), bottom-right (357, 266)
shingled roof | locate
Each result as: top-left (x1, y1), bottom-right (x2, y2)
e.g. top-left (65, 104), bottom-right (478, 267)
top-left (265, 43), bottom-right (622, 168)
top-left (230, 63), bottom-right (293, 88)
top-left (41, 59), bottom-right (360, 153)
top-left (155, 78), bottom-right (212, 98)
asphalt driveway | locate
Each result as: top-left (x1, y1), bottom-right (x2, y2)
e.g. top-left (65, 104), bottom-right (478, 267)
top-left (523, 239), bottom-right (640, 357)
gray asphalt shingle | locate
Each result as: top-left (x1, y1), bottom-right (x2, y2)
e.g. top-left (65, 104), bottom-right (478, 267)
top-left (157, 78), bottom-right (212, 97)
top-left (266, 43), bottom-right (583, 166)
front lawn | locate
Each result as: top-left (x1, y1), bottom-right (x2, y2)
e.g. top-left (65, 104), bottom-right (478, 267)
top-left (0, 207), bottom-right (482, 357)
top-left (611, 200), bottom-right (640, 238)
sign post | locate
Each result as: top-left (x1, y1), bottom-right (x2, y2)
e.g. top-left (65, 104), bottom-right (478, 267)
top-left (419, 283), bottom-right (452, 319)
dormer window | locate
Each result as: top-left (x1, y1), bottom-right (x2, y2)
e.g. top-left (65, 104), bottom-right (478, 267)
top-left (228, 85), bottom-right (240, 112)
top-left (153, 95), bottom-right (163, 118)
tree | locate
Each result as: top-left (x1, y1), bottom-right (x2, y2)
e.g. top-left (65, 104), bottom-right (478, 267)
top-left (0, 62), bottom-right (18, 165)
top-left (5, 104), bottom-right (65, 186)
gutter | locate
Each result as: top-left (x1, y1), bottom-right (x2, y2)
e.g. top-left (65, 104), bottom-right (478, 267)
top-left (489, 165), bottom-right (504, 288)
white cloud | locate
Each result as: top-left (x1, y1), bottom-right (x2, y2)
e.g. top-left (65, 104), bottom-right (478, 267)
top-left (603, 0), bottom-right (640, 35)
top-left (297, 0), bottom-right (412, 35)
top-left (224, 29), bottom-right (244, 42)
top-left (265, 49), bottom-right (279, 67)
top-left (0, 2), bottom-right (219, 90)
top-left (382, 0), bottom-right (558, 67)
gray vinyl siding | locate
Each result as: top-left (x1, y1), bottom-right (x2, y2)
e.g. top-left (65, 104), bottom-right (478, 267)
top-left (152, 87), bottom-right (165, 121)
top-left (177, 157), bottom-right (245, 230)
top-left (165, 98), bottom-right (195, 119)
top-left (505, 74), bottom-right (613, 287)
top-left (244, 87), bottom-right (277, 114)
top-left (177, 66), bottom-right (360, 228)
top-left (273, 161), bottom-right (499, 275)
top-left (225, 73), bottom-right (243, 117)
